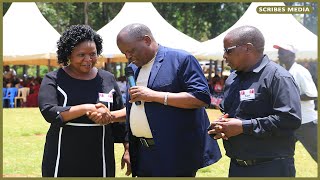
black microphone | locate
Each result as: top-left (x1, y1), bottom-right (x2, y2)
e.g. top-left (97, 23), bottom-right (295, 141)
top-left (125, 67), bottom-right (141, 105)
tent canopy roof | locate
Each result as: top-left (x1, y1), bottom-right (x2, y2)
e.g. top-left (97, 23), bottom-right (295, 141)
top-left (97, 2), bottom-right (201, 61)
top-left (194, 2), bottom-right (318, 61)
top-left (3, 2), bottom-right (60, 66)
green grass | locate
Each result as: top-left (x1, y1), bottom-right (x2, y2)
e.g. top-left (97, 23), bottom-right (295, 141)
top-left (2, 108), bottom-right (318, 177)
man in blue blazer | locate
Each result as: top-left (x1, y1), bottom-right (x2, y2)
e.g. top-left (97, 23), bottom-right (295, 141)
top-left (117, 23), bottom-right (221, 177)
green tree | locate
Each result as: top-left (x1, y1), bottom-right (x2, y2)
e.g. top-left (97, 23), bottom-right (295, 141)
top-left (154, 3), bottom-right (250, 41)
top-left (3, 2), bottom-right (11, 14)
top-left (3, 2), bottom-right (317, 39)
top-left (35, 2), bottom-right (123, 33)
top-left (285, 2), bottom-right (318, 35)
top-left (35, 2), bottom-right (76, 33)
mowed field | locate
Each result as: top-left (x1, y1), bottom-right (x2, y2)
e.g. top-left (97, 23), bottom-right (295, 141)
top-left (2, 108), bottom-right (318, 177)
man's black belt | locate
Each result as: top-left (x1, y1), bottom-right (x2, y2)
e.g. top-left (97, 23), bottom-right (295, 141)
top-left (138, 137), bottom-right (155, 147)
top-left (231, 157), bottom-right (287, 166)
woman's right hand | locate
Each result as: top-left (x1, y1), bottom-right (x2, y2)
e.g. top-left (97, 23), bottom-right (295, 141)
top-left (86, 103), bottom-right (113, 124)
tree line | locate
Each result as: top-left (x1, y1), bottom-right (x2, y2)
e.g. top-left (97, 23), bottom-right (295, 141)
top-left (2, 2), bottom-right (317, 78)
top-left (3, 2), bottom-right (317, 41)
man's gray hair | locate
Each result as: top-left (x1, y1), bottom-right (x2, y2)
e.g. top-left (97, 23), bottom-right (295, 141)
top-left (120, 23), bottom-right (155, 41)
top-left (229, 25), bottom-right (265, 53)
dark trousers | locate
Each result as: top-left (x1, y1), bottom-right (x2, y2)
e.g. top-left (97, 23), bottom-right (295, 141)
top-left (135, 145), bottom-right (197, 177)
top-left (295, 121), bottom-right (318, 162)
top-left (229, 157), bottom-right (296, 177)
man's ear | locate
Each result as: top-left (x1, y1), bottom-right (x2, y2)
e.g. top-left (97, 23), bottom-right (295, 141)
top-left (144, 35), bottom-right (152, 46)
top-left (246, 43), bottom-right (254, 54)
top-left (247, 43), bottom-right (253, 51)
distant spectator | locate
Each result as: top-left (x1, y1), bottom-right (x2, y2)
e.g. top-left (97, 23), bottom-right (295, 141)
top-left (208, 75), bottom-right (226, 109)
top-left (26, 78), bottom-right (41, 107)
top-left (213, 77), bottom-right (224, 94)
top-left (302, 61), bottom-right (318, 110)
top-left (117, 76), bottom-right (127, 94)
top-left (15, 78), bottom-right (24, 88)
top-left (3, 65), bottom-right (16, 81)
top-left (5, 78), bottom-right (14, 88)
top-left (117, 76), bottom-right (127, 105)
top-left (274, 44), bottom-right (317, 162)
top-left (303, 61), bottom-right (318, 87)
top-left (209, 75), bottom-right (220, 94)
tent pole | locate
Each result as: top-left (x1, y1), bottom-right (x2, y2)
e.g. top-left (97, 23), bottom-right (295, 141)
top-left (48, 59), bottom-right (52, 72)
top-left (106, 58), bottom-right (112, 72)
top-left (23, 65), bottom-right (27, 77)
top-left (221, 60), bottom-right (224, 77)
top-left (104, 62), bottom-right (107, 71)
top-left (36, 65), bottom-right (40, 77)
top-left (120, 62), bottom-right (124, 77)
top-left (214, 60), bottom-right (218, 76)
top-left (113, 63), bottom-right (117, 78)
top-left (208, 60), bottom-right (213, 80)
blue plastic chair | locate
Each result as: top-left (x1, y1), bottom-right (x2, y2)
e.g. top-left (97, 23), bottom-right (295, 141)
top-left (3, 87), bottom-right (18, 108)
top-left (2, 88), bottom-right (7, 107)
top-left (3, 88), bottom-right (7, 97)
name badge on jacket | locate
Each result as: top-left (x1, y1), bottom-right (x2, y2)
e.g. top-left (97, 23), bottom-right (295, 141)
top-left (99, 89), bottom-right (115, 103)
top-left (239, 89), bottom-right (255, 101)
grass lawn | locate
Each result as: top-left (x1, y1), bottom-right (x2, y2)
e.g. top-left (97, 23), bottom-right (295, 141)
top-left (2, 108), bottom-right (318, 177)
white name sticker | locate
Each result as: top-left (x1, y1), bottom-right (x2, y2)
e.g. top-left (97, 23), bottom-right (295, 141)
top-left (99, 93), bottom-right (113, 103)
top-left (239, 89), bottom-right (255, 101)
top-left (99, 89), bottom-right (115, 103)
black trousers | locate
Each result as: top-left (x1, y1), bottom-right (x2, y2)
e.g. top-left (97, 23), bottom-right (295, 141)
top-left (295, 121), bottom-right (318, 162)
top-left (135, 144), bottom-right (197, 177)
top-left (229, 157), bottom-right (295, 177)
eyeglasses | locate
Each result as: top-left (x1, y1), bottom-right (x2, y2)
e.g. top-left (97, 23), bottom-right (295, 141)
top-left (224, 43), bottom-right (253, 54)
top-left (224, 45), bottom-right (239, 54)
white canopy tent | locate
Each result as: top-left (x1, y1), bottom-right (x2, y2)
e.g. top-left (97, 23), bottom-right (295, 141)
top-left (3, 2), bottom-right (60, 66)
top-left (194, 2), bottom-right (318, 61)
top-left (97, 2), bottom-right (201, 62)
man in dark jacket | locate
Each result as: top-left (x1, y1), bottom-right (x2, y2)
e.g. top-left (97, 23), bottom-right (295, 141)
top-left (208, 25), bottom-right (301, 177)
top-left (117, 23), bottom-right (221, 177)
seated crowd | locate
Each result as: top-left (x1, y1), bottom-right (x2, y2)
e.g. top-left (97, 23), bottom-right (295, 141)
top-left (207, 74), bottom-right (228, 109)
top-left (3, 65), bottom-right (42, 107)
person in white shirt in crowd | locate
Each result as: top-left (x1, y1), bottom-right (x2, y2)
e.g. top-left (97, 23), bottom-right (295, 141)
top-left (116, 76), bottom-right (127, 105)
top-left (3, 65), bottom-right (17, 80)
top-left (274, 44), bottom-right (318, 162)
top-left (3, 65), bottom-right (17, 87)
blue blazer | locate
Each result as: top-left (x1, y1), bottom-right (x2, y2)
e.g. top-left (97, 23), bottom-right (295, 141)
top-left (126, 45), bottom-right (221, 176)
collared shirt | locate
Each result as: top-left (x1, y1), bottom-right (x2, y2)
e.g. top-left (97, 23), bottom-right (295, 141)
top-left (129, 55), bottom-right (156, 138)
top-left (220, 55), bottom-right (301, 160)
top-left (289, 62), bottom-right (318, 123)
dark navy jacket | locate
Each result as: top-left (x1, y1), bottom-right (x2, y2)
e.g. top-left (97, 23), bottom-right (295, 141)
top-left (126, 45), bottom-right (221, 176)
top-left (221, 55), bottom-right (301, 160)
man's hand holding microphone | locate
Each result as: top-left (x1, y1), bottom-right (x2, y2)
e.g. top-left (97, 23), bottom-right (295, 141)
top-left (125, 67), bottom-right (159, 104)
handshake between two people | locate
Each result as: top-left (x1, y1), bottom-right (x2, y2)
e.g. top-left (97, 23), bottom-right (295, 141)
top-left (84, 86), bottom-right (155, 125)
top-left (86, 103), bottom-right (115, 125)
top-left (207, 113), bottom-right (244, 140)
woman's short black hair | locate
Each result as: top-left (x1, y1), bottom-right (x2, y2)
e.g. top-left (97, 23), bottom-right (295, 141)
top-left (57, 25), bottom-right (103, 66)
